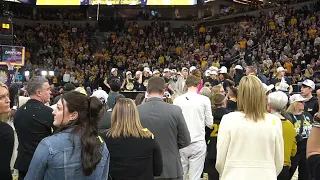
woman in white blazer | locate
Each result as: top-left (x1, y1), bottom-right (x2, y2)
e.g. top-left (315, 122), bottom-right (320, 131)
top-left (216, 75), bottom-right (284, 180)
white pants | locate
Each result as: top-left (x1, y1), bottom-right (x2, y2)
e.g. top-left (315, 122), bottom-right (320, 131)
top-left (179, 141), bottom-right (206, 180)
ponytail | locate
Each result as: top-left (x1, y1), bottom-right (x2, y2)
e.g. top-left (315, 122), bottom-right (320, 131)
top-left (80, 96), bottom-right (103, 176)
top-left (57, 91), bottom-right (104, 176)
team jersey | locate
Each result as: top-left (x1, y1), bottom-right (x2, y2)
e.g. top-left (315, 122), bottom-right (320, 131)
top-left (206, 107), bottom-right (230, 160)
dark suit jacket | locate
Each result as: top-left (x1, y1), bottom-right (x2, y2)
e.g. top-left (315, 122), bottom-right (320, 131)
top-left (14, 99), bottom-right (54, 173)
top-left (137, 97), bottom-right (190, 179)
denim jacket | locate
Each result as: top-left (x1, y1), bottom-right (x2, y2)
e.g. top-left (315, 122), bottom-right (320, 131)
top-left (25, 129), bottom-right (109, 180)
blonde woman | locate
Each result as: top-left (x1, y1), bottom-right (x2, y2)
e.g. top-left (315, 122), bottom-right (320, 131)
top-left (210, 84), bottom-right (225, 104)
top-left (0, 82), bottom-right (14, 180)
top-left (286, 94), bottom-right (313, 180)
top-left (101, 98), bottom-right (163, 180)
top-left (271, 67), bottom-right (293, 94)
top-left (216, 75), bottom-right (284, 180)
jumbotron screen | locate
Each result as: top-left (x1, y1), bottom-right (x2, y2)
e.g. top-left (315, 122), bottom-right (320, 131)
top-left (36, 0), bottom-right (197, 5)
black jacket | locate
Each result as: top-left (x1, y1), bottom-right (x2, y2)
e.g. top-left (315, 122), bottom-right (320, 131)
top-left (14, 99), bottom-right (54, 173)
top-left (0, 122), bottom-right (14, 180)
top-left (304, 96), bottom-right (319, 117)
top-left (101, 134), bottom-right (163, 180)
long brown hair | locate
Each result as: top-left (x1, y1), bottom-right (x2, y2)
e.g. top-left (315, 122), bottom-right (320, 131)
top-left (59, 91), bottom-right (104, 176)
top-left (107, 98), bottom-right (152, 138)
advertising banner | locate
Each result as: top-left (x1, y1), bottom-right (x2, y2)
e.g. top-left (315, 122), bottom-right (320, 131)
top-left (0, 45), bottom-right (25, 66)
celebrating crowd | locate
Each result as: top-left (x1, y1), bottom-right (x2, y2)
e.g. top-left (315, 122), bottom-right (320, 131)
top-left (2, 68), bottom-right (320, 180)
top-left (1, 1), bottom-right (320, 180)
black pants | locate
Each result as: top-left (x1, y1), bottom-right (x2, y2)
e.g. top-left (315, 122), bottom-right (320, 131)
top-left (205, 159), bottom-right (219, 180)
top-left (278, 166), bottom-right (289, 180)
top-left (289, 148), bottom-right (310, 180)
top-left (18, 171), bottom-right (27, 180)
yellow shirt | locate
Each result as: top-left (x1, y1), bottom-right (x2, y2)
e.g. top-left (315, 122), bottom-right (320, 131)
top-left (240, 40), bottom-right (247, 49)
top-left (282, 120), bottom-right (297, 167)
top-left (290, 18), bottom-right (297, 25)
top-left (176, 46), bottom-right (182, 53)
top-left (158, 56), bottom-right (164, 64)
top-left (201, 60), bottom-right (207, 69)
top-left (308, 29), bottom-right (317, 38)
top-left (205, 43), bottom-right (210, 49)
top-left (284, 62), bottom-right (293, 73)
top-left (212, 62), bottom-right (220, 68)
top-left (53, 77), bottom-right (57, 83)
top-left (199, 27), bottom-right (205, 33)
top-left (269, 21), bottom-right (276, 30)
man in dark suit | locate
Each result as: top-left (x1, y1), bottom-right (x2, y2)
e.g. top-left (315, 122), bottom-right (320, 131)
top-left (138, 77), bottom-right (191, 180)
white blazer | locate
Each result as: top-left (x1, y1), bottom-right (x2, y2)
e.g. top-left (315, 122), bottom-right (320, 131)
top-left (216, 112), bottom-right (284, 180)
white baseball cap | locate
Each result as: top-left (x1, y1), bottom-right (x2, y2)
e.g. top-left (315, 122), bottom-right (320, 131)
top-left (234, 65), bottom-right (243, 70)
top-left (302, 79), bottom-right (315, 89)
top-left (182, 67), bottom-right (188, 72)
top-left (144, 67), bottom-right (150, 72)
top-left (219, 66), bottom-right (228, 74)
top-left (135, 71), bottom-right (142, 75)
top-left (153, 70), bottom-right (160, 75)
top-left (91, 90), bottom-right (109, 104)
top-left (289, 94), bottom-right (308, 104)
top-left (171, 69), bottom-right (177, 74)
top-left (263, 83), bottom-right (274, 93)
top-left (209, 66), bottom-right (219, 71)
top-left (126, 71), bottom-right (132, 76)
top-left (209, 70), bottom-right (218, 75)
top-left (111, 68), bottom-right (118, 73)
top-left (189, 66), bottom-right (196, 73)
top-left (163, 68), bottom-right (170, 73)
top-left (276, 82), bottom-right (289, 92)
top-left (277, 67), bottom-right (287, 73)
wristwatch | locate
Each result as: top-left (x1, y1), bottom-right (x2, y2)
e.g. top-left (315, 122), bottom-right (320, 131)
top-left (313, 113), bottom-right (320, 123)
top-left (313, 113), bottom-right (320, 127)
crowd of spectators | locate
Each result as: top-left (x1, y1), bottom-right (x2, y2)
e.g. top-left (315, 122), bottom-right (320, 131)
top-left (2, 1), bottom-right (320, 180)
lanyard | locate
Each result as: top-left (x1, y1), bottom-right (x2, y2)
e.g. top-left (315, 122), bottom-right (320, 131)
top-left (292, 114), bottom-right (307, 122)
top-left (293, 114), bottom-right (307, 135)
